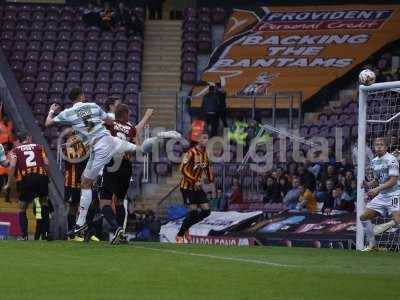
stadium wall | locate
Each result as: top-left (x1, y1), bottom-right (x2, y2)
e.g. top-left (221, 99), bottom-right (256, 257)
top-left (0, 50), bottom-right (65, 239)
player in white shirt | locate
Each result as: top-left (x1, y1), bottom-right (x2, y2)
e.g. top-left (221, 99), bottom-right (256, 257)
top-left (360, 137), bottom-right (400, 251)
top-left (45, 87), bottom-right (181, 242)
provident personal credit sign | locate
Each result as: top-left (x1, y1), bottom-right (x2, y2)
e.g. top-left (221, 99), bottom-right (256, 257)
top-left (190, 5), bottom-right (400, 108)
top-left (254, 10), bottom-right (392, 31)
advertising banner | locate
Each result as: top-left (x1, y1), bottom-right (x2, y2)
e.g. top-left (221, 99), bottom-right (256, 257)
top-left (255, 212), bottom-right (356, 245)
top-left (191, 5), bottom-right (400, 108)
top-left (160, 211), bottom-right (263, 243)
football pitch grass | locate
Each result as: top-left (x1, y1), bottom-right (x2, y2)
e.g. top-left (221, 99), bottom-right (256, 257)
top-left (0, 241), bottom-right (399, 300)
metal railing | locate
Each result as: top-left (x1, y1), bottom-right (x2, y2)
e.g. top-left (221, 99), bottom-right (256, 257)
top-left (181, 91), bottom-right (303, 130)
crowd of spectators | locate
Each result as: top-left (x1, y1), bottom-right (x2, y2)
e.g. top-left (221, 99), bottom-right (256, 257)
top-left (364, 49), bottom-right (400, 83)
top-left (82, 1), bottom-right (143, 36)
top-left (208, 157), bottom-right (358, 215)
top-left (268, 160), bottom-right (356, 214)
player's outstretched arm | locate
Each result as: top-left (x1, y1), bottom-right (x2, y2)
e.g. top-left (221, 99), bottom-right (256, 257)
top-left (135, 108), bottom-right (154, 145)
top-left (135, 109), bottom-right (154, 133)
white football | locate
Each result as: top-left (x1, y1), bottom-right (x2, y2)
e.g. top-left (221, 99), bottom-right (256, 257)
top-left (359, 69), bottom-right (376, 86)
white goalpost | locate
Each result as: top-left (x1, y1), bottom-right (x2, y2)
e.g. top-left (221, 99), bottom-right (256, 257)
top-left (356, 80), bottom-right (400, 251)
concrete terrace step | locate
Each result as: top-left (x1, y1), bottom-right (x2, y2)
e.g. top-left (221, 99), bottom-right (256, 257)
top-left (144, 40), bottom-right (182, 47)
top-left (141, 19), bottom-right (181, 131)
top-left (143, 57), bottom-right (180, 64)
top-left (146, 21), bottom-right (181, 27)
top-left (142, 104), bottom-right (176, 110)
top-left (144, 65), bottom-right (180, 72)
top-left (144, 30), bottom-right (182, 38)
top-left (143, 71), bottom-right (180, 76)
top-left (142, 82), bottom-right (180, 88)
top-left (142, 44), bottom-right (181, 51)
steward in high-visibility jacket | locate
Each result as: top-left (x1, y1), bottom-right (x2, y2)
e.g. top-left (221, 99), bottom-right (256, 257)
top-left (228, 120), bottom-right (248, 146)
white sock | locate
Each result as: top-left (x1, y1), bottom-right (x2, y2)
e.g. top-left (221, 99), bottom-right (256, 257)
top-left (361, 220), bottom-right (376, 247)
top-left (376, 220), bottom-right (396, 234)
top-left (76, 189), bottom-right (92, 226)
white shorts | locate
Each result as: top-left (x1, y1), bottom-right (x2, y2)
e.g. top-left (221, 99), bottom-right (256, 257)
top-left (83, 135), bottom-right (136, 180)
top-left (366, 191), bottom-right (400, 216)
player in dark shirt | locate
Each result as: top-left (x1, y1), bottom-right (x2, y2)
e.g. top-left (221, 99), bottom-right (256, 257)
top-left (99, 104), bottom-right (153, 240)
top-left (5, 132), bottom-right (49, 240)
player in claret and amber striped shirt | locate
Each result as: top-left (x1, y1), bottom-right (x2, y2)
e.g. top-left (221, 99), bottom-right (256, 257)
top-left (5, 132), bottom-right (49, 240)
top-left (176, 131), bottom-right (215, 243)
top-left (63, 133), bottom-right (89, 235)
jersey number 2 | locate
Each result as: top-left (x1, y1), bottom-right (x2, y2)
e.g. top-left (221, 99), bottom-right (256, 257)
top-left (24, 150), bottom-right (37, 167)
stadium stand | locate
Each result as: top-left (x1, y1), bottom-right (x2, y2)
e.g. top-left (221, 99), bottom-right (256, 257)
top-left (181, 7), bottom-right (227, 84)
top-left (0, 3), bottom-right (144, 151)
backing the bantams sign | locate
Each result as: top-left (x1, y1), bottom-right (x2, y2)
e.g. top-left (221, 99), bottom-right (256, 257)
top-left (191, 5), bottom-right (400, 107)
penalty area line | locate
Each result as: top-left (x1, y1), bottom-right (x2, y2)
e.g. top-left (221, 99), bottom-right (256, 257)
top-left (130, 245), bottom-right (297, 268)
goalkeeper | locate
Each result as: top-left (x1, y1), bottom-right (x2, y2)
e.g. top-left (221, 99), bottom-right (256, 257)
top-left (360, 137), bottom-right (400, 251)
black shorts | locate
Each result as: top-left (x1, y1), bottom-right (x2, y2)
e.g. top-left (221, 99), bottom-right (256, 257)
top-left (64, 186), bottom-right (81, 204)
top-left (100, 158), bottom-right (132, 200)
top-left (181, 188), bottom-right (208, 206)
top-left (0, 174), bottom-right (7, 189)
top-left (17, 174), bottom-right (49, 203)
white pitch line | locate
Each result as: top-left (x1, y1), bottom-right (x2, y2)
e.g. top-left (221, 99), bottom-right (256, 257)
top-left (131, 245), bottom-right (296, 268)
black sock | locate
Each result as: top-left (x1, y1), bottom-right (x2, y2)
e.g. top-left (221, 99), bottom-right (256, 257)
top-left (34, 220), bottom-right (41, 240)
top-left (116, 205), bottom-right (125, 228)
top-left (19, 211), bottom-right (28, 238)
top-left (41, 205), bottom-right (50, 239)
top-left (177, 210), bottom-right (199, 237)
top-left (67, 214), bottom-right (76, 231)
top-left (101, 205), bottom-right (119, 232)
top-left (198, 209), bottom-right (211, 221)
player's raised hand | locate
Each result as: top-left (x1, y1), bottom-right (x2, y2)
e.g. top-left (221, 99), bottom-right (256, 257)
top-left (49, 103), bottom-right (60, 114)
top-left (145, 108), bottom-right (154, 117)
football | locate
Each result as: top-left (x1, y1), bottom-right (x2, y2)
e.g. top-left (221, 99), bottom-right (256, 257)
top-left (359, 69), bottom-right (376, 86)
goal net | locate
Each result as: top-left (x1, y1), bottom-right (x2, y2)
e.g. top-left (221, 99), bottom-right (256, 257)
top-left (357, 81), bottom-right (400, 251)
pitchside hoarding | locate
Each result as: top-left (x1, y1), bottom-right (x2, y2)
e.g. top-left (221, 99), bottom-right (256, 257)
top-left (160, 211), bottom-right (262, 243)
top-left (255, 212), bottom-right (356, 247)
top-left (191, 5), bottom-right (400, 108)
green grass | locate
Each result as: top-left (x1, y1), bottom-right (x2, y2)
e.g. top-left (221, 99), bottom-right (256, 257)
top-left (0, 241), bottom-right (399, 300)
